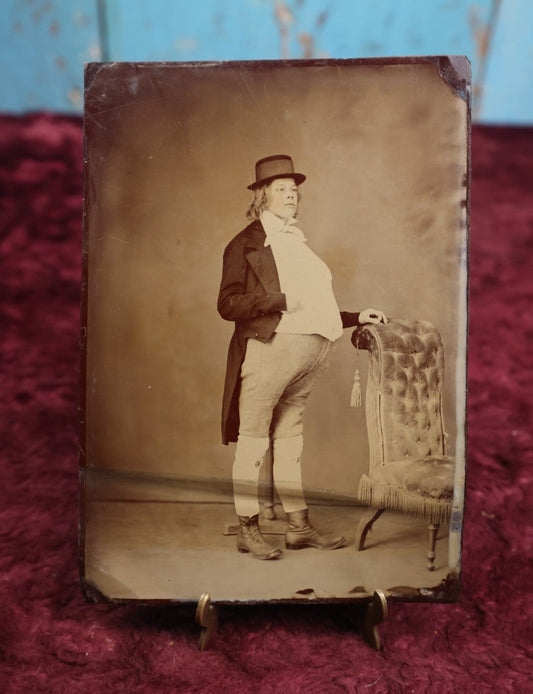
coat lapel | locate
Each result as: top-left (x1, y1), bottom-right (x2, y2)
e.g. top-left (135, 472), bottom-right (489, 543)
top-left (244, 221), bottom-right (281, 294)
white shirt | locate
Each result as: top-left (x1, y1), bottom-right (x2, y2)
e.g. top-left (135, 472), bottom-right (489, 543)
top-left (261, 210), bottom-right (343, 342)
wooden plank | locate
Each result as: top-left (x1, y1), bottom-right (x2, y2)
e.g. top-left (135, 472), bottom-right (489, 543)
top-left (102, 0), bottom-right (493, 110)
top-left (1, 0), bottom-right (531, 123)
top-left (102, 0), bottom-right (280, 61)
top-left (477, 0), bottom-right (533, 123)
top-left (0, 0), bottom-right (100, 113)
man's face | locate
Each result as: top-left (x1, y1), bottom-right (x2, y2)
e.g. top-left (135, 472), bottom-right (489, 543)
top-left (266, 178), bottom-right (298, 220)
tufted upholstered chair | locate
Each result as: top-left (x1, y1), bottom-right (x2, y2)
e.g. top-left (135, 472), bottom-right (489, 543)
top-left (351, 319), bottom-right (455, 570)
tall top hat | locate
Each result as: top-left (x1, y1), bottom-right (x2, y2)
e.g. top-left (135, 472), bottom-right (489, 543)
top-left (247, 154), bottom-right (306, 190)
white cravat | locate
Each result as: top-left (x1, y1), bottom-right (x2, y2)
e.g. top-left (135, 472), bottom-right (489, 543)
top-left (261, 211), bottom-right (343, 342)
top-left (263, 214), bottom-right (307, 244)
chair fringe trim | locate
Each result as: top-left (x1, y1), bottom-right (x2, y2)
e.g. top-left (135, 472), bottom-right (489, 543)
top-left (358, 475), bottom-right (452, 525)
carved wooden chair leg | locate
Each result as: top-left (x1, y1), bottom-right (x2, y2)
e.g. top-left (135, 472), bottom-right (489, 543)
top-left (427, 522), bottom-right (440, 571)
top-left (356, 508), bottom-right (386, 550)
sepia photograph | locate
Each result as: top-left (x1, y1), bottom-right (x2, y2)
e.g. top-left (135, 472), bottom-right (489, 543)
top-left (80, 57), bottom-right (469, 603)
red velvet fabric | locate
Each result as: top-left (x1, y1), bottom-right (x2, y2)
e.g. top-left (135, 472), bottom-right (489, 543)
top-left (1, 115), bottom-right (532, 692)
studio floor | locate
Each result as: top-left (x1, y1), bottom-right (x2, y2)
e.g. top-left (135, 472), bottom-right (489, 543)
top-left (83, 498), bottom-right (451, 603)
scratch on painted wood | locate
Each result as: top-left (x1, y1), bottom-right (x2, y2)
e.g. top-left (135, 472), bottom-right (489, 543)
top-left (273, 0), bottom-right (331, 59)
top-left (274, 0), bottom-right (294, 59)
top-left (469, 0), bottom-right (502, 118)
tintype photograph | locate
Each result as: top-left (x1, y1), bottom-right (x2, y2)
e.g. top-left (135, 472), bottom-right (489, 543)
top-left (80, 57), bottom-right (469, 604)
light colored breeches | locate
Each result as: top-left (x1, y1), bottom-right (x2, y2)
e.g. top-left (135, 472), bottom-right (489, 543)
top-left (233, 333), bottom-right (334, 517)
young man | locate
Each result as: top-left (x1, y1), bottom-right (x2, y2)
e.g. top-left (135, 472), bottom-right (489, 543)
top-left (218, 154), bottom-right (387, 560)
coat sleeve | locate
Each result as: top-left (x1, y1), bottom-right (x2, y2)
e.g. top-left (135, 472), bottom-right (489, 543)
top-left (217, 238), bottom-right (287, 322)
top-left (340, 311), bottom-right (361, 328)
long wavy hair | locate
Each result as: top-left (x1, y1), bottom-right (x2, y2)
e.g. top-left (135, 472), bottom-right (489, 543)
top-left (246, 181), bottom-right (301, 221)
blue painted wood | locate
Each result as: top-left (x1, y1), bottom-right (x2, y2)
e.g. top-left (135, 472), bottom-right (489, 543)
top-left (279, 0), bottom-right (492, 64)
top-left (0, 0), bottom-right (100, 113)
top-left (0, 0), bottom-right (531, 123)
top-left (102, 1), bottom-right (492, 79)
top-left (102, 0), bottom-right (280, 62)
top-left (478, 0), bottom-right (533, 124)
top-left (97, 0), bottom-right (495, 119)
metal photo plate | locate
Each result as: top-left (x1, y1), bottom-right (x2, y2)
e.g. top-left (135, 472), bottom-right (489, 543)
top-left (80, 57), bottom-right (469, 605)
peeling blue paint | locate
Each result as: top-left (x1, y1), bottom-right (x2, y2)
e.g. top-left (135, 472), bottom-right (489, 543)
top-left (0, 0), bottom-right (100, 113)
top-left (0, 0), bottom-right (531, 122)
top-left (478, 0), bottom-right (533, 124)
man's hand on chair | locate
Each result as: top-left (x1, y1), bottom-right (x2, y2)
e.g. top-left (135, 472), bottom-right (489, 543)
top-left (359, 308), bottom-right (388, 325)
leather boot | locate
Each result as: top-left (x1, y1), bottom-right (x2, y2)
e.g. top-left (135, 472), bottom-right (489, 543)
top-left (237, 515), bottom-right (283, 560)
top-left (285, 509), bottom-right (345, 550)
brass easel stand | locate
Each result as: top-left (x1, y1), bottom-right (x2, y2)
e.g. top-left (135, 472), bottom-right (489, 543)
top-left (195, 593), bottom-right (218, 651)
top-left (195, 590), bottom-right (388, 652)
top-left (362, 590), bottom-right (388, 650)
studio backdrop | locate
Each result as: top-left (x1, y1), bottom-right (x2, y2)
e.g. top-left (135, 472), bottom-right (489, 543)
top-left (82, 59), bottom-right (468, 503)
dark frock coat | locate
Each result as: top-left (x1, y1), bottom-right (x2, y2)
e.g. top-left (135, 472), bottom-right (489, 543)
top-left (217, 219), bottom-right (360, 444)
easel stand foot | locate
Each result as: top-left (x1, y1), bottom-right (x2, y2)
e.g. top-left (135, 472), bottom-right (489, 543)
top-left (194, 590), bottom-right (388, 652)
top-left (195, 593), bottom-right (218, 651)
top-left (362, 590), bottom-right (388, 651)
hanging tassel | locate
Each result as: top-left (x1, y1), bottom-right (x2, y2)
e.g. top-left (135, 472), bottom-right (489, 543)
top-left (351, 331), bottom-right (363, 408)
top-left (350, 368), bottom-right (361, 407)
